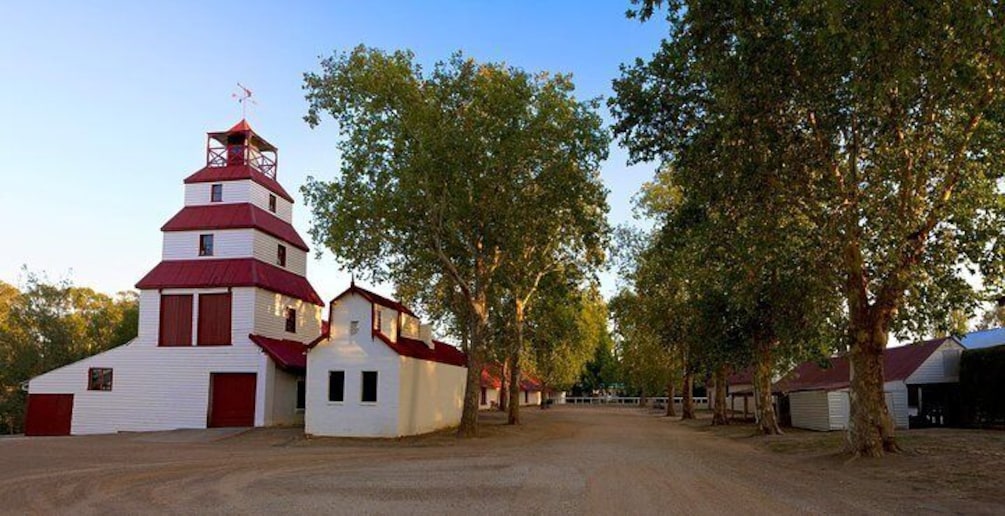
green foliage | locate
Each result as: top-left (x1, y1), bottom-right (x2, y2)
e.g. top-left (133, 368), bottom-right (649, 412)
top-left (959, 346), bottom-right (1005, 427)
top-left (0, 273), bottom-right (138, 434)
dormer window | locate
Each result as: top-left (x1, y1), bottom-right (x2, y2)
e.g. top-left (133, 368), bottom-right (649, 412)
top-left (277, 244), bottom-right (287, 267)
top-left (199, 234), bottom-right (214, 256)
top-left (210, 184), bottom-right (223, 202)
top-left (268, 194), bottom-right (277, 213)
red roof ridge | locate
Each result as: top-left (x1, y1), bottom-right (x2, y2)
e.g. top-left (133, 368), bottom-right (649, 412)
top-left (135, 258), bottom-right (324, 305)
top-left (331, 284), bottom-right (417, 317)
top-left (161, 203), bottom-right (309, 251)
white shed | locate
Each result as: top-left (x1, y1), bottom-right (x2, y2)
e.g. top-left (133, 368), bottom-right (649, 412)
top-left (781, 337), bottom-right (963, 431)
top-left (305, 284), bottom-right (468, 437)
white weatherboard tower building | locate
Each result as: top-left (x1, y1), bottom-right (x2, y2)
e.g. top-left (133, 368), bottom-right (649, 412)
top-left (25, 120), bottom-right (325, 436)
top-left (306, 284), bottom-right (468, 437)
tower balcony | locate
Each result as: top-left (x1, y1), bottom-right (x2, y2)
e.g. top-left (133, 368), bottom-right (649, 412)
top-left (206, 119), bottom-right (278, 179)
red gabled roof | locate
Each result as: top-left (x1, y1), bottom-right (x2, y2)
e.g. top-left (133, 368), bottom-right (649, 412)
top-left (478, 363), bottom-right (543, 391)
top-left (331, 284), bottom-right (417, 317)
top-left (777, 338), bottom-right (957, 393)
top-left (161, 203), bottom-right (309, 251)
top-left (135, 258), bottom-right (324, 305)
top-left (184, 165), bottom-right (294, 202)
top-left (373, 332), bottom-right (467, 367)
top-left (249, 334), bottom-right (307, 372)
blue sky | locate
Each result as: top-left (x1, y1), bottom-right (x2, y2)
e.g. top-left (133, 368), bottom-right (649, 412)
top-left (0, 1), bottom-right (665, 303)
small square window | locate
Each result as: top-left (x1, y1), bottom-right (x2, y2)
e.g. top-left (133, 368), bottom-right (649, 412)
top-left (350, 320), bottom-right (359, 335)
top-left (285, 308), bottom-right (296, 333)
top-left (361, 371), bottom-right (378, 403)
top-left (268, 194), bottom-right (277, 213)
top-left (88, 368), bottom-right (113, 391)
top-left (328, 371), bottom-right (345, 402)
top-left (210, 184), bottom-right (223, 202)
top-left (199, 234), bottom-right (214, 256)
top-left (277, 244), bottom-right (287, 267)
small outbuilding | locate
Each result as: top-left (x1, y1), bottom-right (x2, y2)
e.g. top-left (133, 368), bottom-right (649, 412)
top-left (478, 364), bottom-right (544, 409)
top-left (780, 337), bottom-right (964, 431)
top-left (305, 284), bottom-right (467, 437)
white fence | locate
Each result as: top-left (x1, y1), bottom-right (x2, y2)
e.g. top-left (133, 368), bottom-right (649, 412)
top-left (563, 396), bottom-right (710, 408)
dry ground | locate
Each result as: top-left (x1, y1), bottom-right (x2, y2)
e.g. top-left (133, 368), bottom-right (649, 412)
top-left (0, 407), bottom-right (1002, 515)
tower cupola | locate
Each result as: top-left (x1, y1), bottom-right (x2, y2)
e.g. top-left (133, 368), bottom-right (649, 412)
top-left (205, 119), bottom-right (278, 179)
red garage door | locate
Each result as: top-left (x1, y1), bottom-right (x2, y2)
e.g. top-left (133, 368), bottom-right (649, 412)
top-left (208, 373), bottom-right (256, 427)
top-left (25, 394), bottom-right (74, 436)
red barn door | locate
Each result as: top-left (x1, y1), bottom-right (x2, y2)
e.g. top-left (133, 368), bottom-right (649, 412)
top-left (208, 373), bottom-right (256, 427)
top-left (25, 394), bottom-right (73, 436)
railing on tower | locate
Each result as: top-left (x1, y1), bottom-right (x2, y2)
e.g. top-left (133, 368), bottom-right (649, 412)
top-left (206, 139), bottom-right (278, 179)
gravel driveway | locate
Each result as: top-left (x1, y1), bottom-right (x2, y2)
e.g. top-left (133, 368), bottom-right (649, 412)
top-left (0, 407), bottom-right (999, 515)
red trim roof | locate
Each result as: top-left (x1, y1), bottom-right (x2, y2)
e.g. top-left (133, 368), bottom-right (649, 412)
top-left (135, 258), bottom-right (324, 305)
top-left (479, 363), bottom-right (542, 391)
top-left (249, 334), bottom-right (307, 372)
top-left (161, 203), bottom-right (309, 251)
top-left (331, 284), bottom-right (417, 317)
top-left (184, 165), bottom-right (293, 202)
top-left (777, 338), bottom-right (959, 393)
top-left (373, 332), bottom-right (467, 367)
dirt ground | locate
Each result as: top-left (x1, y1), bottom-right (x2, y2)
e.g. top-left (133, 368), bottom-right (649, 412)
top-left (1, 407), bottom-right (1002, 515)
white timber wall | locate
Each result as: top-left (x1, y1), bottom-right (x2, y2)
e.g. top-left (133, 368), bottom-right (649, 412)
top-left (264, 359), bottom-right (304, 426)
top-left (790, 384), bottom-right (908, 432)
top-left (184, 180), bottom-right (251, 206)
top-left (306, 293), bottom-right (402, 437)
top-left (252, 230), bottom-right (307, 276)
top-left (789, 391), bottom-right (833, 431)
top-left (906, 340), bottom-right (964, 385)
top-left (162, 229), bottom-right (253, 260)
top-left (396, 356), bottom-right (466, 435)
top-left (254, 289), bottom-right (323, 343)
top-left (250, 182), bottom-right (293, 223)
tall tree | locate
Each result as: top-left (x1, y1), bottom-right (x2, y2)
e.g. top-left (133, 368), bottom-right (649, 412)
top-left (302, 46), bottom-right (608, 436)
top-left (615, 0), bottom-right (1005, 455)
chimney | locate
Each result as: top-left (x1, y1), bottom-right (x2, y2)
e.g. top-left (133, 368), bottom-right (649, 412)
top-left (419, 324), bottom-right (434, 349)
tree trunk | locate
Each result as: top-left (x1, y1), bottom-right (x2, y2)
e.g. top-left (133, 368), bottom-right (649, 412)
top-left (499, 356), bottom-right (509, 412)
top-left (665, 379), bottom-right (676, 417)
top-left (458, 297), bottom-right (489, 438)
top-left (712, 367), bottom-right (729, 426)
top-left (507, 349), bottom-right (521, 425)
top-left (639, 388), bottom-right (647, 409)
top-left (681, 371), bottom-right (695, 420)
top-left (753, 338), bottom-right (782, 435)
top-left (848, 320), bottom-right (898, 456)
top-left (540, 382), bottom-right (548, 409)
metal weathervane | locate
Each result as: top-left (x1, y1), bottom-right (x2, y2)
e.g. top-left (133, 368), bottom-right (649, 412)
top-left (232, 83), bottom-right (257, 118)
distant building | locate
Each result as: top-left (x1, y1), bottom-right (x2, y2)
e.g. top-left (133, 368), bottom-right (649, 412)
top-left (478, 364), bottom-right (544, 410)
top-left (960, 327), bottom-right (1005, 350)
top-left (25, 120), bottom-right (325, 436)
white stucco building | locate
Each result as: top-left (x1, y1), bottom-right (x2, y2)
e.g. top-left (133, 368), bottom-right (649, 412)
top-left (24, 120), bottom-right (325, 436)
top-left (305, 284), bottom-right (468, 437)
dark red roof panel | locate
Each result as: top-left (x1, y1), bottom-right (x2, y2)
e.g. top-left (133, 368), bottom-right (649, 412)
top-left (161, 203), bottom-right (309, 251)
top-left (777, 338), bottom-right (956, 392)
top-left (135, 258), bottom-right (324, 305)
top-left (331, 284), bottom-right (417, 317)
top-left (373, 332), bottom-right (467, 367)
top-left (481, 364), bottom-right (502, 389)
top-left (250, 334), bottom-right (307, 372)
top-left (184, 165), bottom-right (293, 202)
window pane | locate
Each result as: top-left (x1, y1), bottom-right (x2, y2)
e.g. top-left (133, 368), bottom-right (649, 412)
top-left (285, 308), bottom-right (296, 333)
top-left (361, 371), bottom-right (378, 403)
top-left (269, 195), bottom-right (277, 213)
top-left (277, 245), bottom-right (286, 267)
top-left (328, 371), bottom-right (344, 402)
top-left (210, 184), bottom-right (223, 202)
top-left (199, 234), bottom-right (214, 256)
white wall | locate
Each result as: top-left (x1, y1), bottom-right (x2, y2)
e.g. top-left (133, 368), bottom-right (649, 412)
top-left (162, 229), bottom-right (253, 261)
top-left (396, 356), bottom-right (466, 435)
top-left (252, 230), bottom-right (307, 276)
top-left (479, 387), bottom-right (500, 409)
top-left (906, 340), bottom-right (964, 385)
top-left (250, 182), bottom-right (293, 223)
top-left (253, 290), bottom-right (323, 343)
top-left (306, 293), bottom-right (402, 437)
top-left (790, 385), bottom-right (908, 432)
top-left (789, 390), bottom-right (833, 431)
top-left (184, 180), bottom-right (251, 206)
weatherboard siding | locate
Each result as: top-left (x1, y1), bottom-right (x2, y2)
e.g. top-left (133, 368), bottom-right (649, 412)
top-left (162, 229), bottom-right (253, 261)
top-left (253, 289), bottom-right (322, 343)
top-left (252, 230), bottom-right (307, 276)
top-left (250, 182), bottom-right (293, 224)
top-left (905, 340), bottom-right (963, 385)
top-left (789, 391), bottom-right (832, 431)
top-left (184, 180), bottom-right (251, 207)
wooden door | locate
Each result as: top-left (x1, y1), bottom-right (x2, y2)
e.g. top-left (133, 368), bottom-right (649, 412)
top-left (25, 394), bottom-right (73, 436)
top-left (208, 373), bottom-right (256, 427)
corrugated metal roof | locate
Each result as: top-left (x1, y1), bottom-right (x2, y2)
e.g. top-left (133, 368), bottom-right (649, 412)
top-left (776, 337), bottom-right (956, 392)
top-left (249, 334), bottom-right (306, 372)
top-left (373, 332), bottom-right (467, 367)
top-left (478, 363), bottom-right (543, 391)
top-left (960, 328), bottom-right (1005, 350)
top-left (161, 203), bottom-right (309, 251)
top-left (135, 258), bottom-right (324, 305)
top-left (184, 165), bottom-right (293, 202)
